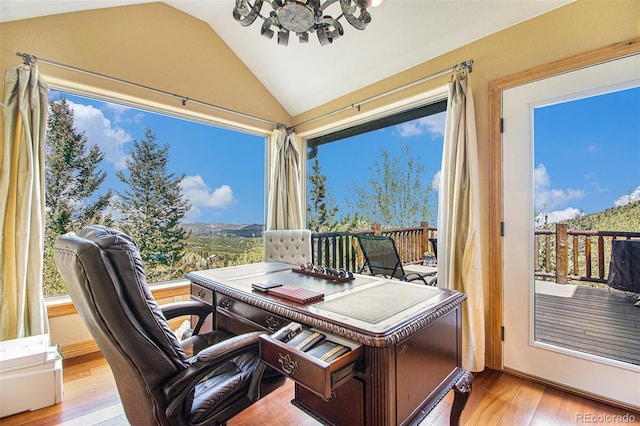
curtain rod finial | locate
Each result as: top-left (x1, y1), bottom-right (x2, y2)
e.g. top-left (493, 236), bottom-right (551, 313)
top-left (16, 52), bottom-right (37, 65)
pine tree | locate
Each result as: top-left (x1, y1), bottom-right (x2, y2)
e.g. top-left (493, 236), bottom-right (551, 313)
top-left (116, 128), bottom-right (190, 281)
top-left (44, 97), bottom-right (112, 295)
top-left (45, 98), bottom-right (112, 233)
top-left (307, 157), bottom-right (339, 232)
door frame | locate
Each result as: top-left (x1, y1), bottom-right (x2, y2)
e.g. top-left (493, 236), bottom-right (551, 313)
top-left (486, 38), bottom-right (640, 373)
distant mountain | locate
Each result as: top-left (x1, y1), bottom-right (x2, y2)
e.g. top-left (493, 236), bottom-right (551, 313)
top-left (183, 223), bottom-right (265, 238)
top-left (542, 201), bottom-right (640, 232)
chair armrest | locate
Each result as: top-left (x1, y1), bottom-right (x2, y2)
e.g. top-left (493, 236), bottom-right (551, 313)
top-left (195, 331), bottom-right (263, 363)
top-left (161, 300), bottom-right (212, 335)
top-left (404, 272), bottom-right (438, 286)
top-left (164, 331), bottom-right (265, 406)
top-left (161, 300), bottom-right (211, 319)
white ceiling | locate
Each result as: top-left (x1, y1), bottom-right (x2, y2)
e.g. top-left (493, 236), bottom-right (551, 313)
top-left (1, 0), bottom-right (572, 116)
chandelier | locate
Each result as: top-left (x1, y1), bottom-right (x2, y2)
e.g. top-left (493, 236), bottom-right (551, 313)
top-left (233, 0), bottom-right (376, 46)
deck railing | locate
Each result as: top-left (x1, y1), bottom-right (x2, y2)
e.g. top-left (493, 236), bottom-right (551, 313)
top-left (311, 221), bottom-right (437, 271)
top-left (535, 224), bottom-right (640, 284)
top-left (313, 222), bottom-right (638, 284)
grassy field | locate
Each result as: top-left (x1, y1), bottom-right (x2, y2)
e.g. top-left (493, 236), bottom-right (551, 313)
top-left (182, 235), bottom-right (264, 271)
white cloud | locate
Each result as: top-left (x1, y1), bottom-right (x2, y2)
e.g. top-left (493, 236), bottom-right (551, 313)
top-left (69, 101), bottom-right (131, 169)
top-left (534, 164), bottom-right (585, 211)
top-left (183, 205), bottom-right (202, 223)
top-left (431, 170), bottom-right (441, 192)
top-left (180, 175), bottom-right (237, 210)
top-left (535, 207), bottom-right (584, 225)
top-left (396, 113), bottom-right (445, 138)
top-left (614, 186), bottom-right (640, 207)
top-left (587, 144), bottom-right (599, 153)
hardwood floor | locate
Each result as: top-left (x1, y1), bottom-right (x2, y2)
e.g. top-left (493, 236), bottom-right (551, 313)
top-left (1, 352), bottom-right (637, 425)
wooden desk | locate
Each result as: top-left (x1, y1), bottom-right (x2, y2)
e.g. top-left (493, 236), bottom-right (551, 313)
top-left (187, 262), bottom-right (472, 426)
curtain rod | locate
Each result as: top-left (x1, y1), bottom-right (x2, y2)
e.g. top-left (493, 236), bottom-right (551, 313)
top-left (287, 59), bottom-right (473, 131)
top-left (15, 51), bottom-right (283, 128)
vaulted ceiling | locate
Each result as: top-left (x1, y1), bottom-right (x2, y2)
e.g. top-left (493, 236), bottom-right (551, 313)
top-left (0, 0), bottom-right (572, 116)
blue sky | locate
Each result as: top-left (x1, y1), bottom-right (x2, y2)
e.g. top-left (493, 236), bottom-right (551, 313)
top-left (314, 112), bottom-right (445, 225)
top-left (50, 91), bottom-right (265, 224)
top-left (50, 87), bottom-right (639, 226)
top-left (533, 86), bottom-right (640, 223)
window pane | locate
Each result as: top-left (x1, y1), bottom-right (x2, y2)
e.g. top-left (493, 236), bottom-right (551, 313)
top-left (44, 91), bottom-right (265, 296)
top-left (307, 109), bottom-right (445, 232)
top-left (533, 86), bottom-right (640, 366)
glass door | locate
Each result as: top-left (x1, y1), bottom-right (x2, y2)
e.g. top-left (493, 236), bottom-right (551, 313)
top-left (502, 53), bottom-right (640, 409)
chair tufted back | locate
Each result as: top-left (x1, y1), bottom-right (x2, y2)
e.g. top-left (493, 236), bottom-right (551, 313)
top-left (264, 229), bottom-right (312, 265)
top-left (54, 225), bottom-right (188, 425)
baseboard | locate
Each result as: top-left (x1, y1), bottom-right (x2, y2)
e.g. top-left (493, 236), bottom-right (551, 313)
top-left (503, 367), bottom-right (640, 413)
top-left (60, 339), bottom-right (100, 358)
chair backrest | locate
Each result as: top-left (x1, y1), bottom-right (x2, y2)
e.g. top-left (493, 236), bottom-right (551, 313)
top-left (356, 234), bottom-right (405, 279)
top-left (607, 239), bottom-right (640, 292)
top-left (429, 237), bottom-right (438, 259)
top-left (54, 225), bottom-right (187, 426)
top-left (264, 229), bottom-right (312, 265)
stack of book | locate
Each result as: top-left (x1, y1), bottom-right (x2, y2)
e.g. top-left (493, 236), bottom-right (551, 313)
top-left (280, 328), bottom-right (350, 363)
top-left (267, 285), bottom-right (324, 304)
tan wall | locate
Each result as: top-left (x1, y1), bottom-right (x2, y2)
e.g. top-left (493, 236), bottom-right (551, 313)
top-left (0, 2), bottom-right (292, 134)
top-left (1, 1), bottom-right (639, 359)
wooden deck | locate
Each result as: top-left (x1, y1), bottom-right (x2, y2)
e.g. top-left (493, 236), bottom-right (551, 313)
top-left (534, 281), bottom-right (640, 366)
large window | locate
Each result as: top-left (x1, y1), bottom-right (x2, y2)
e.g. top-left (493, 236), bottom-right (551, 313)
top-left (306, 101), bottom-right (446, 232)
top-left (44, 91), bottom-right (266, 297)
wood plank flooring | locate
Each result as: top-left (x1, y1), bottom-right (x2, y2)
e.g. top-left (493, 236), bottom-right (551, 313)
top-left (535, 284), bottom-right (640, 365)
top-left (1, 352), bottom-right (637, 425)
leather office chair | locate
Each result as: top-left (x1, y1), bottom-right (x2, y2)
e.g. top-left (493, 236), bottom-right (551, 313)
top-left (54, 225), bottom-right (284, 426)
top-left (264, 229), bottom-right (312, 265)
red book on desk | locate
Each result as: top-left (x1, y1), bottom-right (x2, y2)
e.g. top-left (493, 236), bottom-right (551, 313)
top-left (268, 285), bottom-right (324, 304)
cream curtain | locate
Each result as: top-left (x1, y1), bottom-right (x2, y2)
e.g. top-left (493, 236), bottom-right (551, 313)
top-left (437, 70), bottom-right (485, 372)
top-left (0, 64), bottom-right (50, 340)
top-left (266, 128), bottom-right (303, 230)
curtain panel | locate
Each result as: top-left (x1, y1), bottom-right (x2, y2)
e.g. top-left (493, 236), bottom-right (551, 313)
top-left (437, 70), bottom-right (485, 372)
top-left (266, 128), bottom-right (303, 230)
top-left (0, 65), bottom-right (50, 340)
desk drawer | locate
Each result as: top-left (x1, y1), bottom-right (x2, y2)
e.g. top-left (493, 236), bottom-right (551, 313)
top-left (259, 331), bottom-right (364, 400)
top-left (191, 283), bottom-right (213, 304)
top-left (216, 293), bottom-right (289, 333)
top-left (190, 284), bottom-right (213, 333)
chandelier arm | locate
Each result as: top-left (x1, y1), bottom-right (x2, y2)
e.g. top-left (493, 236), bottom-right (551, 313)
top-left (341, 0), bottom-right (371, 30)
top-left (319, 0), bottom-right (341, 11)
top-left (233, 0), bottom-right (265, 27)
top-left (261, 16), bottom-right (276, 39)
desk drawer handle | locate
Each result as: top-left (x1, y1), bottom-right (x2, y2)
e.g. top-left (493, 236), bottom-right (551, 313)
top-left (196, 289), bottom-right (206, 299)
top-left (278, 353), bottom-right (298, 375)
top-left (220, 298), bottom-right (233, 310)
top-left (265, 315), bottom-right (281, 331)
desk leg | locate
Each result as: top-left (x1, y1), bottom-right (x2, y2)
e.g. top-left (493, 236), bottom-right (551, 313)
top-left (450, 370), bottom-right (473, 426)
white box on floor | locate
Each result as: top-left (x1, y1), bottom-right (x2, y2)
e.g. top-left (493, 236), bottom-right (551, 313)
top-left (0, 334), bottom-right (63, 418)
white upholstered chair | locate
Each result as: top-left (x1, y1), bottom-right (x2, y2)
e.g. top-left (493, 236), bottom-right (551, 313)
top-left (264, 229), bottom-right (312, 265)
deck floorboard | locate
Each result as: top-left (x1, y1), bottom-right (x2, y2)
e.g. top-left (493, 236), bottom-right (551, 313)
top-left (534, 284), bottom-right (640, 366)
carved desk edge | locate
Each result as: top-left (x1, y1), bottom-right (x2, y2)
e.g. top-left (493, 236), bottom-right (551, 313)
top-left (187, 273), bottom-right (467, 347)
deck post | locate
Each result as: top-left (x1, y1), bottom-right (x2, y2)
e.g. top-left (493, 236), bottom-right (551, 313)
top-left (372, 223), bottom-right (381, 236)
top-left (421, 221), bottom-right (430, 256)
top-left (556, 223), bottom-right (568, 284)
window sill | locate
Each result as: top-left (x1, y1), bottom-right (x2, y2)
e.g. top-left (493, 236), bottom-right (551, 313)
top-left (46, 279), bottom-right (191, 318)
